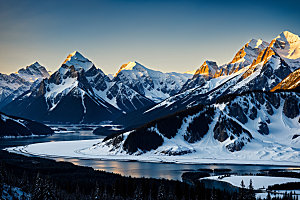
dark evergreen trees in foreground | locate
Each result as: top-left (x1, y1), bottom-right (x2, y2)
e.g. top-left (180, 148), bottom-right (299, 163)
top-left (0, 150), bottom-right (299, 200)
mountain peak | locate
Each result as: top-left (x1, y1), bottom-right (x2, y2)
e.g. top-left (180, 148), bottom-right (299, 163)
top-left (16, 62), bottom-right (49, 82)
top-left (277, 31), bottom-right (299, 43)
top-left (271, 31), bottom-right (300, 59)
top-left (229, 38), bottom-right (269, 66)
top-left (62, 51), bottom-right (94, 72)
top-left (246, 39), bottom-right (267, 49)
top-left (31, 61), bottom-right (41, 67)
top-left (114, 61), bottom-right (147, 76)
top-left (121, 61), bottom-right (137, 71)
top-left (193, 60), bottom-right (218, 77)
top-left (63, 51), bottom-right (86, 64)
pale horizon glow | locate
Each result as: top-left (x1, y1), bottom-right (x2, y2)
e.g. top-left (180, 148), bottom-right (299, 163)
top-left (0, 0), bottom-right (299, 75)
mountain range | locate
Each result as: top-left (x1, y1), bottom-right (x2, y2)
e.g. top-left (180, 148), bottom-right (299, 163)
top-left (0, 31), bottom-right (299, 156)
top-left (0, 62), bottom-right (50, 109)
top-left (1, 51), bottom-right (192, 123)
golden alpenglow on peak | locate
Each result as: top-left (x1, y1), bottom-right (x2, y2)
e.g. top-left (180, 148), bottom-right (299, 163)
top-left (114, 61), bottom-right (137, 77)
top-left (193, 60), bottom-right (218, 78)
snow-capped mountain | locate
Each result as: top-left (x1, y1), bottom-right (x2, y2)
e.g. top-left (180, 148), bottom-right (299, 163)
top-left (92, 91), bottom-right (299, 164)
top-left (270, 31), bottom-right (300, 69)
top-left (181, 39), bottom-right (269, 92)
top-left (217, 39), bottom-right (269, 77)
top-left (2, 52), bottom-right (121, 123)
top-left (0, 73), bottom-right (30, 103)
top-left (17, 62), bottom-right (50, 82)
top-left (1, 31), bottom-right (299, 128)
top-left (113, 61), bottom-right (192, 103)
top-left (0, 62), bottom-right (50, 109)
top-left (141, 31), bottom-right (300, 123)
top-left (2, 52), bottom-right (155, 123)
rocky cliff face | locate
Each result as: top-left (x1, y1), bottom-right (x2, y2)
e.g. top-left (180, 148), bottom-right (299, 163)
top-left (181, 61), bottom-right (218, 91)
top-left (271, 68), bottom-right (300, 92)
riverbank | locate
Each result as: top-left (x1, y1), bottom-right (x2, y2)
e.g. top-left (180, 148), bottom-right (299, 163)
top-left (6, 138), bottom-right (300, 167)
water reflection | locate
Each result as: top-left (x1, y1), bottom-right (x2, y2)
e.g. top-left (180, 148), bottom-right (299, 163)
top-left (54, 157), bottom-right (300, 181)
top-left (2, 125), bottom-right (300, 181)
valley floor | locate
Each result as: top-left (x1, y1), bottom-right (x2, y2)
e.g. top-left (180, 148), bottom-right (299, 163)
top-left (5, 138), bottom-right (300, 166)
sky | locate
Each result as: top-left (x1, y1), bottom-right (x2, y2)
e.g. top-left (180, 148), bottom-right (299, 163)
top-left (0, 0), bottom-right (299, 75)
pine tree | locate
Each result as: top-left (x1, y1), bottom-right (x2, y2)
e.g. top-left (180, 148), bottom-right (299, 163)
top-left (43, 177), bottom-right (56, 200)
top-left (0, 165), bottom-right (3, 197)
top-left (157, 181), bottom-right (166, 200)
top-left (93, 184), bottom-right (101, 200)
top-left (238, 180), bottom-right (245, 200)
top-left (133, 185), bottom-right (143, 200)
top-left (32, 173), bottom-right (56, 200)
top-left (267, 192), bottom-right (271, 200)
top-left (32, 173), bottom-right (43, 200)
top-left (247, 179), bottom-right (255, 200)
top-left (210, 187), bottom-right (217, 200)
top-left (101, 186), bottom-right (108, 200)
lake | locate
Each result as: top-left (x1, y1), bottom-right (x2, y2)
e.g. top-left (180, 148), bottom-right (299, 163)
top-left (1, 124), bottom-right (299, 181)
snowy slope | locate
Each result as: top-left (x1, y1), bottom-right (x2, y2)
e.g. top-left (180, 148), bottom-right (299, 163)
top-left (113, 61), bottom-right (192, 102)
top-left (217, 39), bottom-right (269, 77)
top-left (81, 92), bottom-right (300, 164)
top-left (0, 112), bottom-right (53, 137)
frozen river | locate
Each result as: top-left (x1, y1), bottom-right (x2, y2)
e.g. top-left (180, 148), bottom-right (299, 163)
top-left (2, 124), bottom-right (300, 181)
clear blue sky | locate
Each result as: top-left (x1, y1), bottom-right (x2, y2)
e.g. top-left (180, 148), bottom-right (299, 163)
top-left (0, 0), bottom-right (299, 74)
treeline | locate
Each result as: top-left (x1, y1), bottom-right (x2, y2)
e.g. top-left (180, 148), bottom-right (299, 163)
top-left (0, 150), bottom-right (233, 200)
top-left (105, 104), bottom-right (216, 154)
top-left (0, 150), bottom-right (299, 200)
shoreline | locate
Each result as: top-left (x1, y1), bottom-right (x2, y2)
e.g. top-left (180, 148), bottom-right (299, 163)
top-left (5, 140), bottom-right (300, 167)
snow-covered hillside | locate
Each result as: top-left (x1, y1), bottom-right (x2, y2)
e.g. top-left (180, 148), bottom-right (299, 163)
top-left (87, 92), bottom-right (300, 164)
top-left (0, 112), bottom-right (53, 137)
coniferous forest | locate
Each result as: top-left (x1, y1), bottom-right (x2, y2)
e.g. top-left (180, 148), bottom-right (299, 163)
top-left (1, 150), bottom-right (298, 200)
